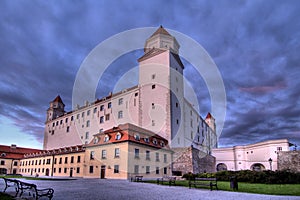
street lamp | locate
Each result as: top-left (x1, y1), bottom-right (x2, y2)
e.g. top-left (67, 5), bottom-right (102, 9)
top-left (268, 158), bottom-right (273, 171)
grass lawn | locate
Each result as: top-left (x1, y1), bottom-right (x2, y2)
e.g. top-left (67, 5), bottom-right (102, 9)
top-left (144, 180), bottom-right (300, 196)
top-left (0, 192), bottom-right (13, 200)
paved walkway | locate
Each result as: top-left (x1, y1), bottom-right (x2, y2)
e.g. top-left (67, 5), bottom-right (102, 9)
top-left (1, 178), bottom-right (300, 200)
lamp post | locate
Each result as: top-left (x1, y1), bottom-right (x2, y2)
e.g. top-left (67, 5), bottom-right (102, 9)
top-left (268, 158), bottom-right (273, 171)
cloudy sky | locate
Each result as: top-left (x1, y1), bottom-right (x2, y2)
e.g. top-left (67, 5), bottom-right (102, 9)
top-left (0, 0), bottom-right (299, 149)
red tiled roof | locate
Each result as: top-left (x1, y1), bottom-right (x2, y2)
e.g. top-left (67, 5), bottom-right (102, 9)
top-left (138, 48), bottom-right (166, 62)
top-left (0, 145), bottom-right (41, 159)
top-left (87, 123), bottom-right (170, 149)
top-left (52, 95), bottom-right (64, 105)
top-left (150, 25), bottom-right (172, 38)
top-left (206, 112), bottom-right (212, 119)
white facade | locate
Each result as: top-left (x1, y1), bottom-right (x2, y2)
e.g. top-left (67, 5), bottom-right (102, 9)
top-left (212, 139), bottom-right (290, 171)
top-left (44, 26), bottom-right (217, 155)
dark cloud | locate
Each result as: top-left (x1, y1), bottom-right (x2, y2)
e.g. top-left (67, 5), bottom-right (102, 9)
top-left (0, 0), bottom-right (299, 148)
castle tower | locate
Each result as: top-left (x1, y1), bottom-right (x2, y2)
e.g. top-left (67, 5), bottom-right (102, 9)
top-left (138, 26), bottom-right (184, 146)
top-left (205, 112), bottom-right (216, 133)
top-left (46, 95), bottom-right (65, 122)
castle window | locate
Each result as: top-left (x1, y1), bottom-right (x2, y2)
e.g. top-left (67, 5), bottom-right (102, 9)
top-left (144, 137), bottom-right (149, 143)
top-left (156, 167), bottom-right (159, 174)
top-left (134, 148), bottom-right (139, 158)
top-left (134, 165), bottom-right (139, 174)
top-left (104, 135), bottom-right (110, 142)
top-left (146, 166), bottom-right (150, 174)
top-left (152, 103), bottom-right (155, 109)
top-left (164, 154), bottom-right (167, 163)
top-left (51, 130), bottom-right (54, 135)
top-left (191, 132), bottom-right (193, 139)
top-left (89, 166), bottom-right (94, 173)
top-left (90, 151), bottom-right (95, 160)
top-left (52, 123), bottom-right (55, 127)
top-left (277, 147), bottom-right (282, 151)
top-left (77, 114), bottom-right (80, 119)
top-left (153, 138), bottom-right (157, 145)
top-left (152, 74), bottom-right (156, 79)
top-left (100, 105), bottom-right (104, 111)
top-left (87, 110), bottom-right (90, 116)
top-left (85, 132), bottom-right (89, 139)
top-left (176, 119), bottom-right (179, 124)
top-left (115, 148), bottom-right (120, 158)
top-left (135, 92), bottom-right (138, 97)
top-left (93, 107), bottom-right (97, 113)
top-left (64, 157), bottom-right (68, 164)
top-left (60, 120), bottom-right (63, 124)
top-left (152, 84), bottom-right (156, 89)
top-left (100, 116), bottom-right (104, 123)
top-left (115, 133), bottom-right (122, 140)
top-left (86, 120), bottom-right (90, 127)
top-left (65, 118), bottom-right (68, 123)
top-left (56, 121), bottom-right (59, 126)
top-left (102, 150), bottom-right (107, 159)
top-left (176, 103), bottom-right (178, 108)
top-left (105, 114), bottom-right (110, 121)
top-left (66, 126), bottom-right (70, 133)
top-left (93, 137), bottom-right (99, 144)
top-left (118, 98), bottom-right (123, 105)
top-left (134, 99), bottom-right (136, 106)
top-left (155, 152), bottom-right (159, 162)
top-left (77, 156), bottom-right (81, 163)
top-left (76, 167), bottom-right (80, 173)
top-left (134, 134), bottom-right (140, 141)
top-left (152, 120), bottom-right (155, 126)
top-left (164, 167), bottom-right (167, 175)
top-left (160, 141), bottom-right (165, 147)
top-left (82, 112), bottom-right (85, 118)
top-left (146, 150), bottom-right (150, 160)
top-left (71, 116), bottom-right (74, 121)
top-left (114, 165), bottom-right (119, 173)
top-left (118, 111), bottom-right (123, 119)
top-left (0, 160), bottom-right (5, 165)
top-left (108, 102), bottom-right (112, 109)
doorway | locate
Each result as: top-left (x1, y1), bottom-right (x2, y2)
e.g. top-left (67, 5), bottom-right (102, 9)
top-left (45, 168), bottom-right (50, 176)
top-left (100, 165), bottom-right (106, 179)
top-left (70, 168), bottom-right (73, 177)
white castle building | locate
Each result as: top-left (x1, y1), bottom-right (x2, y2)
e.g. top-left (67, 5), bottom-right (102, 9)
top-left (43, 26), bottom-right (217, 172)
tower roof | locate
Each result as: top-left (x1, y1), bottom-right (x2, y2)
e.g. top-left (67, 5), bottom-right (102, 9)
top-left (150, 25), bottom-right (172, 38)
top-left (206, 112), bottom-right (212, 119)
top-left (52, 95), bottom-right (65, 105)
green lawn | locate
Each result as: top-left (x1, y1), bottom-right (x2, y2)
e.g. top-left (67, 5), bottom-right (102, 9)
top-left (0, 192), bottom-right (13, 200)
top-left (145, 180), bottom-right (300, 196)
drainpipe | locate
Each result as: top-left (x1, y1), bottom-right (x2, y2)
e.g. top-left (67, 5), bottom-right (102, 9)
top-left (10, 159), bottom-right (14, 174)
top-left (51, 155), bottom-right (55, 177)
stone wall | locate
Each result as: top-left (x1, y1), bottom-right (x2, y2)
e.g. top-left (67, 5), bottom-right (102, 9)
top-left (278, 151), bottom-right (300, 172)
top-left (172, 146), bottom-right (216, 175)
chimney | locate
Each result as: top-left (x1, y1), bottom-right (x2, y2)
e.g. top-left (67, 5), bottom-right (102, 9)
top-left (11, 144), bottom-right (17, 149)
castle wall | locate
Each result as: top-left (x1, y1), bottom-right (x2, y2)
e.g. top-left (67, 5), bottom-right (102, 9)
top-left (278, 151), bottom-right (300, 172)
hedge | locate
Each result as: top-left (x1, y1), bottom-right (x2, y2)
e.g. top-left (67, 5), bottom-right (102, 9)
top-left (182, 170), bottom-right (300, 184)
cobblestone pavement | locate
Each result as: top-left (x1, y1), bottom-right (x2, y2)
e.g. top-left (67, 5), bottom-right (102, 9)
top-left (1, 178), bottom-right (300, 200)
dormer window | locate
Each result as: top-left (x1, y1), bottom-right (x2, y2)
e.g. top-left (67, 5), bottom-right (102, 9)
top-left (104, 135), bottom-right (110, 142)
top-left (94, 137), bottom-right (99, 144)
top-left (160, 141), bottom-right (165, 147)
top-left (134, 134), bottom-right (140, 141)
top-left (144, 137), bottom-right (149, 143)
top-left (115, 133), bottom-right (122, 140)
top-left (153, 138), bottom-right (157, 145)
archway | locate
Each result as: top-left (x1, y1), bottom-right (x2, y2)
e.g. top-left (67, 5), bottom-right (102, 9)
top-left (216, 163), bottom-right (227, 171)
top-left (250, 163), bottom-right (265, 171)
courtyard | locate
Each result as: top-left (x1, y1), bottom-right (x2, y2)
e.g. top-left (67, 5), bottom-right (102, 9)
top-left (1, 178), bottom-right (300, 200)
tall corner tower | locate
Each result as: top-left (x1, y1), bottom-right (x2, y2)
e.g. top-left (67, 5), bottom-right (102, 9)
top-left (138, 26), bottom-right (184, 146)
top-left (205, 112), bottom-right (216, 133)
top-left (46, 95), bottom-right (65, 122)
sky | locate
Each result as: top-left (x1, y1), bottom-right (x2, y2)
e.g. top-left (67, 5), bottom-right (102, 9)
top-left (0, 0), bottom-right (299, 149)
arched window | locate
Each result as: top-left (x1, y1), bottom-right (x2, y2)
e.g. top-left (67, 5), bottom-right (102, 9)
top-left (216, 163), bottom-right (227, 171)
top-left (115, 133), bottom-right (122, 140)
top-left (251, 163), bottom-right (265, 171)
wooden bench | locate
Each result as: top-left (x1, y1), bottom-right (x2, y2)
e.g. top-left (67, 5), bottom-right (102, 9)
top-left (131, 175), bottom-right (143, 182)
top-left (157, 176), bottom-right (176, 186)
top-left (2, 178), bottom-right (20, 197)
top-left (18, 181), bottom-right (54, 200)
top-left (189, 178), bottom-right (218, 191)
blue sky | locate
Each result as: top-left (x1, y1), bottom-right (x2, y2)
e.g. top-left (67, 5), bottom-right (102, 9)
top-left (0, 0), bottom-right (299, 149)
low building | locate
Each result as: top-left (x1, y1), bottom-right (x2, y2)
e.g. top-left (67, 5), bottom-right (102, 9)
top-left (212, 139), bottom-right (290, 171)
top-left (8, 123), bottom-right (173, 179)
top-left (0, 144), bottom-right (40, 174)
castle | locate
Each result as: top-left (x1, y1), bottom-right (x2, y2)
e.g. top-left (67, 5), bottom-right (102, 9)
top-left (0, 26), bottom-right (217, 178)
